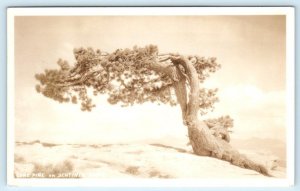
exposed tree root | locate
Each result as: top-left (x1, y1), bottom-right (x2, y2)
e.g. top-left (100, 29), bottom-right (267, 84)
top-left (187, 120), bottom-right (271, 176)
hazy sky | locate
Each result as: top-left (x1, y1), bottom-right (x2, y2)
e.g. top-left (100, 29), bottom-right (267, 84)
top-left (14, 16), bottom-right (286, 144)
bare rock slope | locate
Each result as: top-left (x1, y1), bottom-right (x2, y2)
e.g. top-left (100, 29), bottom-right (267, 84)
top-left (14, 141), bottom-right (285, 179)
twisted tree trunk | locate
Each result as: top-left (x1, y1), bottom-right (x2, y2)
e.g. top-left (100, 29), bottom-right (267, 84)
top-left (152, 55), bottom-right (271, 176)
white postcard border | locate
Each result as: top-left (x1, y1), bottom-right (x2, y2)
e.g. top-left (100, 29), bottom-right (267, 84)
top-left (7, 7), bottom-right (295, 187)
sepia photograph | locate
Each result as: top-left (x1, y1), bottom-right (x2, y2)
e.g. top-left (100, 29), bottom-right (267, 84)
top-left (7, 7), bottom-right (294, 187)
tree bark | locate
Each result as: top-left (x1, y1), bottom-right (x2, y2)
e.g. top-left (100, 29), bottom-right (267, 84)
top-left (169, 56), bottom-right (271, 176)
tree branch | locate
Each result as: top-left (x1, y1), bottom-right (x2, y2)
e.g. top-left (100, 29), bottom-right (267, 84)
top-left (169, 56), bottom-right (200, 120)
top-left (148, 58), bottom-right (188, 121)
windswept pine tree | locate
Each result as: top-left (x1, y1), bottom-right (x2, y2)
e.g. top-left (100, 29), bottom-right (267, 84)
top-left (35, 45), bottom-right (270, 176)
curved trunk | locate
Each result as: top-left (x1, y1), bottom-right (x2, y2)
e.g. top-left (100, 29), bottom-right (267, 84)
top-left (171, 56), bottom-right (270, 176)
top-left (149, 56), bottom-right (270, 176)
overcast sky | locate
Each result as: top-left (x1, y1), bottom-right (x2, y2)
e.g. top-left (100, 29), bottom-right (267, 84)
top-left (14, 15), bottom-right (286, 144)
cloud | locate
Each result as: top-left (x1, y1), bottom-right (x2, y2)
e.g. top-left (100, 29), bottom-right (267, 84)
top-left (208, 85), bottom-right (286, 141)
